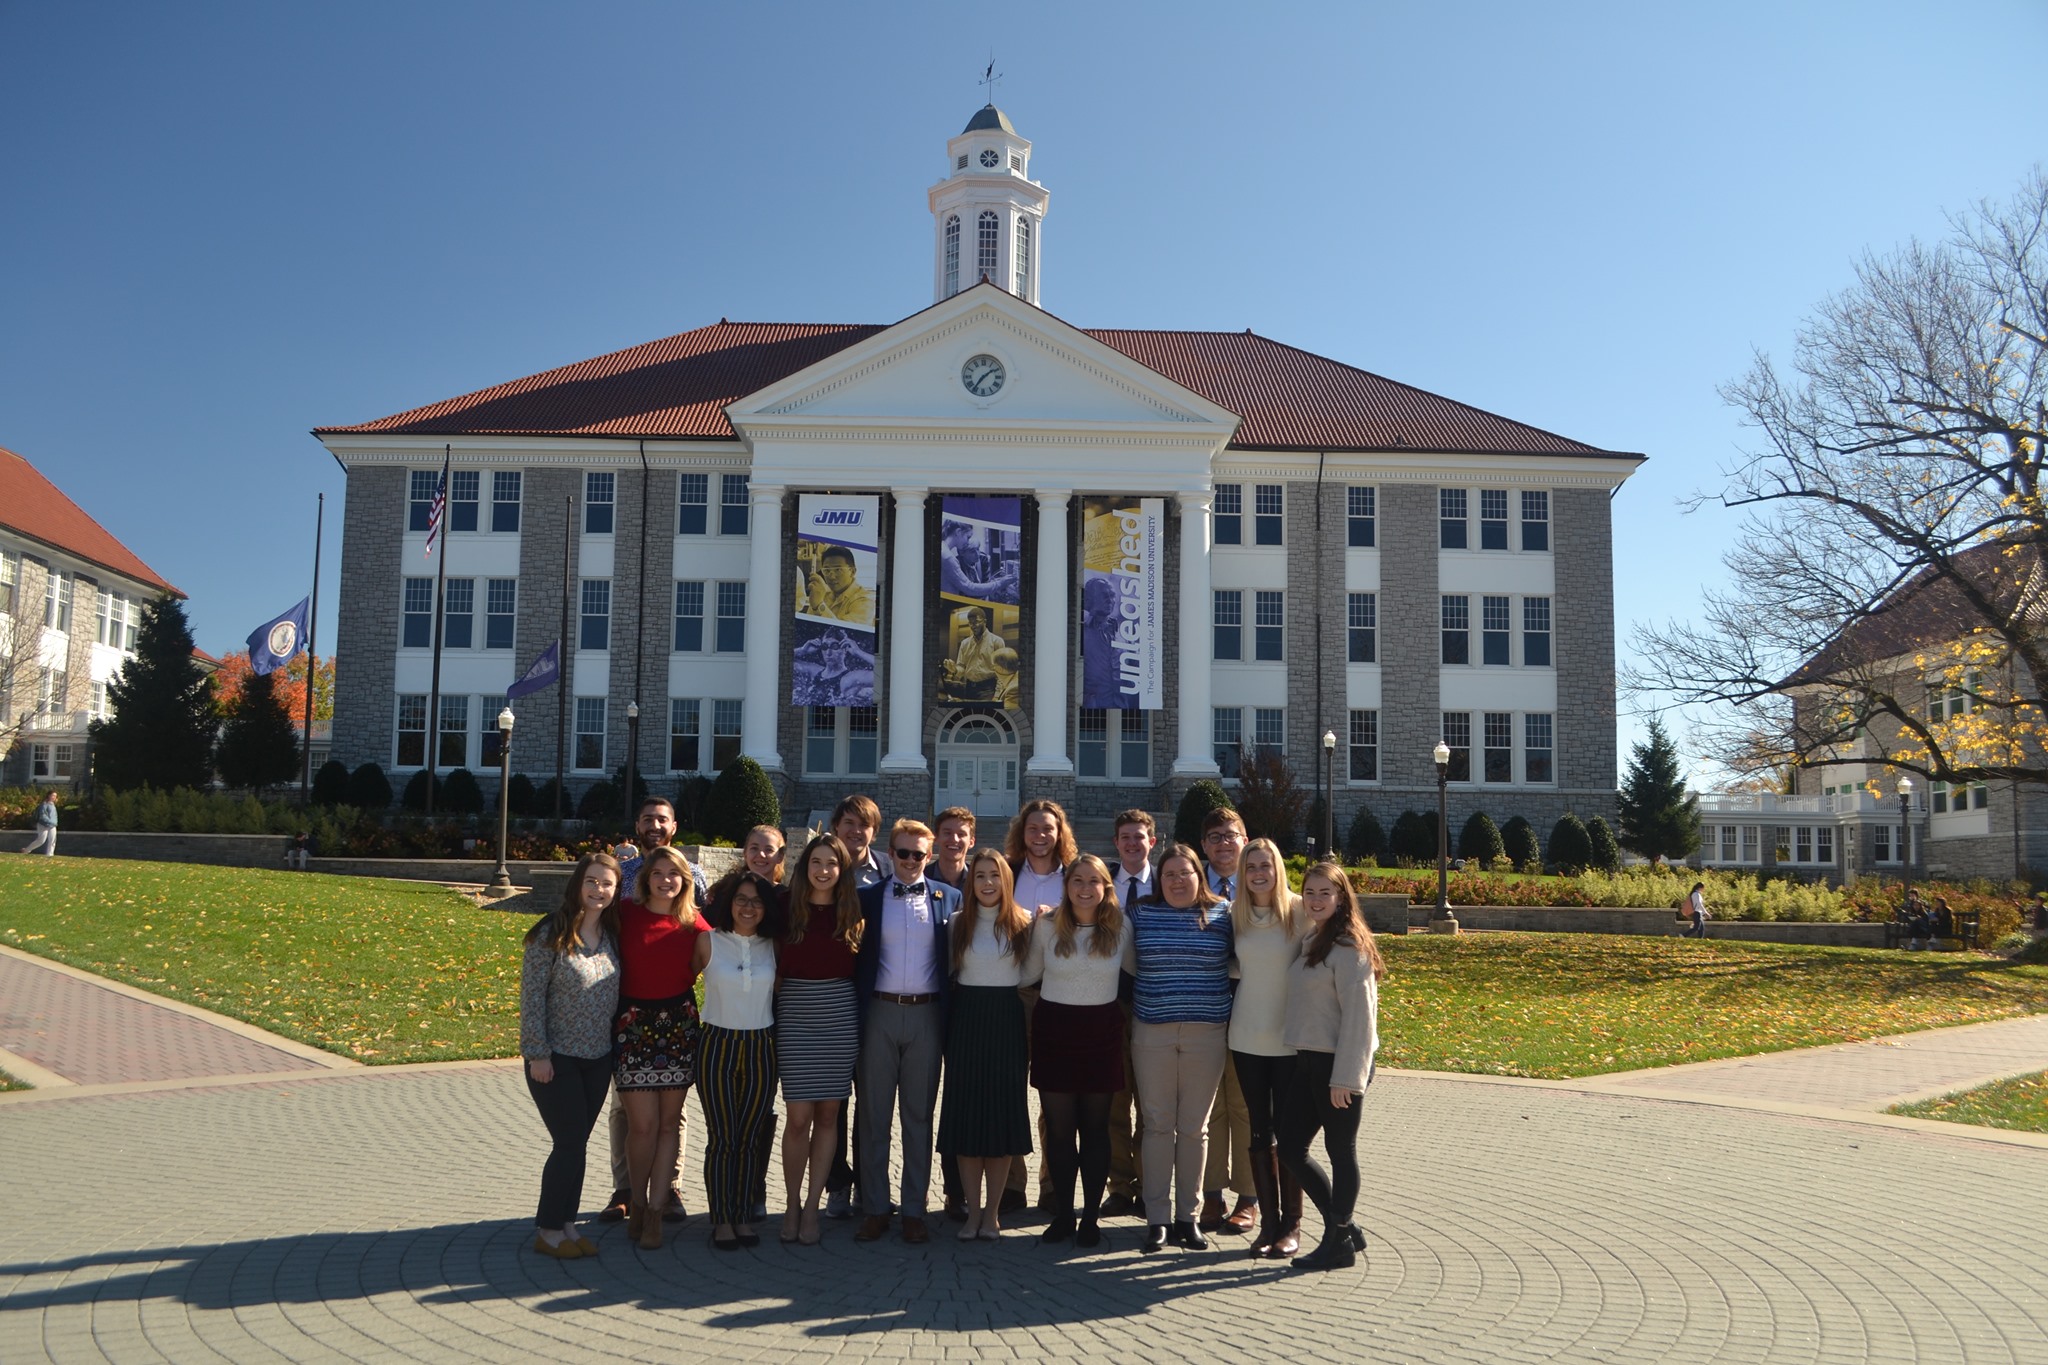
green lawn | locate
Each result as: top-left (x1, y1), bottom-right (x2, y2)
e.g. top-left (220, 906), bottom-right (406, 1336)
top-left (6, 859), bottom-right (2048, 1080)
top-left (1377, 934), bottom-right (2048, 1078)
top-left (0, 857), bottom-right (529, 1064)
top-left (1889, 1070), bottom-right (2048, 1133)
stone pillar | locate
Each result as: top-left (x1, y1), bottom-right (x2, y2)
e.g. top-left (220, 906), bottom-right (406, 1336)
top-left (1553, 488), bottom-right (1617, 804)
top-left (879, 487), bottom-right (929, 777)
top-left (510, 469), bottom-right (579, 786)
top-left (740, 482), bottom-right (786, 773)
top-left (1172, 489), bottom-right (1220, 777)
top-left (334, 465), bottom-right (407, 771)
top-left (1027, 489), bottom-right (1074, 778)
top-left (1377, 483), bottom-right (1438, 792)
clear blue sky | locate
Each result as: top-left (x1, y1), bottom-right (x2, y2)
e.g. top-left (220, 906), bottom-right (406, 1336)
top-left (4, 1), bottom-right (2042, 777)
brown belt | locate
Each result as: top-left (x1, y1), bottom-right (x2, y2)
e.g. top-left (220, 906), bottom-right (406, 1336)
top-left (870, 990), bottom-right (938, 1005)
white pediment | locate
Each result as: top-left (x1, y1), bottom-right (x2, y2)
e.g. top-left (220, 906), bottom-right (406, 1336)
top-left (726, 285), bottom-right (1241, 438)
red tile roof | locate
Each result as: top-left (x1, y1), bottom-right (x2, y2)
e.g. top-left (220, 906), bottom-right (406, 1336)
top-left (318, 313), bottom-right (1636, 459)
top-left (1787, 541), bottom-right (2039, 685)
top-left (0, 445), bottom-right (180, 596)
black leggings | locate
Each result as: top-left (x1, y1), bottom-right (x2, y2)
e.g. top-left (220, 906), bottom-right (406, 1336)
top-left (1039, 1090), bottom-right (1112, 1216)
top-left (1276, 1049), bottom-right (1363, 1226)
top-left (526, 1051), bottom-right (615, 1229)
top-left (1231, 1049), bottom-right (1296, 1154)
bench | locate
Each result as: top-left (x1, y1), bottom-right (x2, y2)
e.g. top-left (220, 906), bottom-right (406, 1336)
top-left (1885, 911), bottom-right (1980, 951)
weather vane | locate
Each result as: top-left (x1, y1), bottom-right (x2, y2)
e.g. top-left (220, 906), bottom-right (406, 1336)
top-left (980, 55), bottom-right (1002, 101)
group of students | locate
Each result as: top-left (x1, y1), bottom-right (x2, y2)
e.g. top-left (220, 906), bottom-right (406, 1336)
top-left (518, 793), bottom-right (1383, 1272)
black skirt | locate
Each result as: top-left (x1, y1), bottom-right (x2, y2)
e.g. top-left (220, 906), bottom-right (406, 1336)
top-left (614, 993), bottom-right (699, 1090)
top-left (936, 985), bottom-right (1032, 1157)
top-left (1031, 999), bottom-right (1124, 1094)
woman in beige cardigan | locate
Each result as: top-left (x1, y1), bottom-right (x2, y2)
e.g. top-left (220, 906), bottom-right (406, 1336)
top-left (1278, 861), bottom-right (1383, 1272)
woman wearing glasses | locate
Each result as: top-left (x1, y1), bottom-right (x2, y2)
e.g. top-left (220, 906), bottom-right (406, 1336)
top-left (695, 870), bottom-right (785, 1251)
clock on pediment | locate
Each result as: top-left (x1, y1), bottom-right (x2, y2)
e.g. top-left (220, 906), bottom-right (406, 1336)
top-left (960, 353), bottom-right (1006, 398)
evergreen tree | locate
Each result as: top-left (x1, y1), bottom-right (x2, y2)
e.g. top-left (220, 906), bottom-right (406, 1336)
top-left (214, 669), bottom-right (300, 794)
top-left (311, 759), bottom-right (351, 806)
top-left (1501, 815), bottom-right (1542, 871)
top-left (92, 595), bottom-right (217, 792)
top-left (1457, 811), bottom-right (1505, 864)
top-left (346, 762), bottom-right (393, 810)
top-left (707, 756), bottom-right (780, 844)
top-left (1344, 805), bottom-right (1384, 862)
top-left (1174, 780), bottom-right (1234, 848)
top-left (1586, 814), bottom-right (1623, 873)
top-left (1388, 810), bottom-right (1437, 866)
top-left (1617, 718), bottom-right (1701, 864)
top-left (1547, 812), bottom-right (1594, 875)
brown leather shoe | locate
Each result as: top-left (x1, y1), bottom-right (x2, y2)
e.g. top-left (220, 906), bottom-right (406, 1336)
top-left (598, 1190), bottom-right (630, 1223)
top-left (1198, 1192), bottom-right (1226, 1232)
top-left (854, 1214), bottom-right (892, 1243)
top-left (901, 1216), bottom-right (930, 1244)
top-left (1222, 1195), bottom-right (1259, 1235)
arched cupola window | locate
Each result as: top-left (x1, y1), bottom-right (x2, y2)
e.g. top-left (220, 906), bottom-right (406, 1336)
top-left (944, 215), bottom-right (960, 297)
top-left (1013, 216), bottom-right (1031, 296)
top-left (978, 210), bottom-right (999, 282)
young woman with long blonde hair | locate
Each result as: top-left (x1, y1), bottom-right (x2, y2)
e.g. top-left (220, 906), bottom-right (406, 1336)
top-left (1228, 837), bottom-right (1308, 1259)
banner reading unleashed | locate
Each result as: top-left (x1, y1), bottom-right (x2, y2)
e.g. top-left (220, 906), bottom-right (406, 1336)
top-left (1080, 497), bottom-right (1164, 711)
top-left (935, 495), bottom-right (1023, 710)
top-left (792, 494), bottom-right (880, 707)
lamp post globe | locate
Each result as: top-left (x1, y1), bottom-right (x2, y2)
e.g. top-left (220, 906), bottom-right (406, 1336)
top-left (490, 707), bottom-right (516, 895)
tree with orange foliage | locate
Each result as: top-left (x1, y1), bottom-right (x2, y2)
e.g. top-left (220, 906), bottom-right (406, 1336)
top-left (213, 651), bottom-right (335, 722)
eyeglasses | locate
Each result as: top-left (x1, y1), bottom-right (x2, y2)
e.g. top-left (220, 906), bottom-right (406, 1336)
top-left (892, 847), bottom-right (929, 862)
top-left (1204, 830), bottom-right (1245, 844)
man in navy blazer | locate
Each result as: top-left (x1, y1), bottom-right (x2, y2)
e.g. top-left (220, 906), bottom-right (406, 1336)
top-left (850, 816), bottom-right (960, 1245)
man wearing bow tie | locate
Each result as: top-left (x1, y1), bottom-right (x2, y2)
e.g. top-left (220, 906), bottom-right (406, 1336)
top-left (852, 818), bottom-right (961, 1244)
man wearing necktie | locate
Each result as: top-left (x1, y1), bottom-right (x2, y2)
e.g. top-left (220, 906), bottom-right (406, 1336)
top-left (1198, 807), bottom-right (1258, 1236)
top-left (1103, 808), bottom-right (1159, 1217)
top-left (852, 818), bottom-right (961, 1244)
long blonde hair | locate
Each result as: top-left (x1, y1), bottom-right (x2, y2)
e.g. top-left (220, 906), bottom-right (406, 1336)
top-left (786, 831), bottom-right (863, 948)
top-left (1230, 837), bottom-right (1300, 939)
top-left (632, 845), bottom-right (698, 921)
top-left (1052, 852), bottom-right (1123, 958)
top-left (952, 847), bottom-right (1034, 972)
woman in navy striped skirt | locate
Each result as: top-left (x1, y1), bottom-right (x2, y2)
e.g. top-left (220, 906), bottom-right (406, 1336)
top-left (774, 833), bottom-right (863, 1245)
top-left (694, 870), bottom-right (783, 1251)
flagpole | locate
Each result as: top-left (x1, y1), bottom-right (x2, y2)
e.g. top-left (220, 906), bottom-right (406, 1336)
top-left (300, 492), bottom-right (323, 804)
top-left (426, 445), bottom-right (451, 820)
top-left (555, 492), bottom-right (570, 821)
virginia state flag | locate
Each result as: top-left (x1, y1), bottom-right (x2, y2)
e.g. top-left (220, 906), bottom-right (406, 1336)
top-left (247, 598), bottom-right (310, 675)
top-left (506, 641), bottom-right (560, 700)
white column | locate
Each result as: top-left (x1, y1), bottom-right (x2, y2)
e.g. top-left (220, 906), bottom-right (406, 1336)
top-left (740, 482), bottom-right (785, 772)
top-left (879, 487), bottom-right (930, 774)
top-left (1028, 489), bottom-right (1074, 775)
top-left (1173, 488), bottom-right (1221, 776)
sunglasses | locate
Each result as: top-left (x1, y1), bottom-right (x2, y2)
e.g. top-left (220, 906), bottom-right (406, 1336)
top-left (892, 847), bottom-right (929, 861)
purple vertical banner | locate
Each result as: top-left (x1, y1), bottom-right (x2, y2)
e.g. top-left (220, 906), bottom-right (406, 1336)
top-left (935, 495), bottom-right (1023, 710)
top-left (1080, 496), bottom-right (1164, 710)
top-left (792, 494), bottom-right (880, 707)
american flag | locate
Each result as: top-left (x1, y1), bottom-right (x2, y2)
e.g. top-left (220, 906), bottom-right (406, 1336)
top-left (423, 460), bottom-right (448, 558)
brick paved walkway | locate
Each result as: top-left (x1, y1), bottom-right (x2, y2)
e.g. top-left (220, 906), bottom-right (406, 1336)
top-left (0, 947), bottom-right (351, 1090)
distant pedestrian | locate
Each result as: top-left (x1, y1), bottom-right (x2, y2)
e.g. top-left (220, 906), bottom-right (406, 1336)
top-left (1684, 882), bottom-right (1709, 938)
top-left (22, 791), bottom-right (59, 856)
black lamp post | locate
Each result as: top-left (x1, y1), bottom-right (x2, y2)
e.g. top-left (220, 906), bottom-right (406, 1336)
top-left (1432, 739), bottom-right (1457, 929)
top-left (1322, 729), bottom-right (1337, 861)
top-left (624, 700), bottom-right (640, 831)
top-left (1896, 774), bottom-right (1913, 902)
top-left (490, 706), bottom-right (515, 896)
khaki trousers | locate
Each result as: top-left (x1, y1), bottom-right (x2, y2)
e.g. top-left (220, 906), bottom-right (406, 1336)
top-left (1203, 1052), bottom-right (1254, 1199)
top-left (1130, 1020), bottom-right (1228, 1225)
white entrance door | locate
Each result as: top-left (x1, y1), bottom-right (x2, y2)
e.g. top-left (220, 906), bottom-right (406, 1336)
top-left (934, 710), bottom-right (1020, 823)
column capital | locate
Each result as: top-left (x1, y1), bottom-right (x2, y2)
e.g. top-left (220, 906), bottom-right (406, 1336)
top-left (1033, 487), bottom-right (1072, 503)
top-left (891, 485), bottom-right (929, 503)
top-left (748, 481), bottom-right (786, 503)
top-left (1177, 488), bottom-right (1214, 512)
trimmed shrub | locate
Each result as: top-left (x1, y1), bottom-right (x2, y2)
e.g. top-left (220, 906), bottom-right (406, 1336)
top-left (1174, 780), bottom-right (1234, 849)
top-left (576, 779), bottom-right (619, 823)
top-left (346, 762), bottom-right (393, 811)
top-left (1345, 805), bottom-right (1384, 862)
top-left (1501, 815), bottom-right (1541, 872)
top-left (401, 769), bottom-right (435, 812)
top-left (707, 756), bottom-right (781, 845)
top-left (674, 774), bottom-right (713, 833)
top-left (506, 773), bottom-right (537, 817)
top-left (311, 760), bottom-right (351, 807)
top-left (1586, 815), bottom-right (1623, 873)
top-left (1457, 811), bottom-right (1505, 864)
top-left (1388, 810), bottom-right (1437, 866)
top-left (1547, 813), bottom-right (1594, 875)
top-left (439, 768), bottom-right (484, 815)
top-left (612, 763), bottom-right (650, 811)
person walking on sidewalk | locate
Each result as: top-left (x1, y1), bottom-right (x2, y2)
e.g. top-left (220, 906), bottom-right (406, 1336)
top-left (1684, 882), bottom-right (1709, 939)
top-left (23, 791), bottom-right (59, 856)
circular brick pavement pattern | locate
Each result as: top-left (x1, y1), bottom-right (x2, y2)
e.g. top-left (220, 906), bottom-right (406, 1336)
top-left (2, 1065), bottom-right (2043, 1363)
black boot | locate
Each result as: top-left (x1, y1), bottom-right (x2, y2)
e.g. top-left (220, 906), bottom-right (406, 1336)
top-left (1246, 1147), bottom-right (1283, 1258)
top-left (1291, 1226), bottom-right (1357, 1271)
top-left (1273, 1159), bottom-right (1305, 1258)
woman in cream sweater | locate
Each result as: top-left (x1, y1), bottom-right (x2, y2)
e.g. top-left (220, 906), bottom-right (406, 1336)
top-left (1227, 837), bottom-right (1306, 1259)
top-left (1279, 860), bottom-right (1383, 1272)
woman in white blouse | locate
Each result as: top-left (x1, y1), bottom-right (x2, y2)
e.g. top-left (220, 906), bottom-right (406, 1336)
top-left (693, 870), bottom-right (783, 1252)
top-left (1228, 837), bottom-right (1306, 1259)
top-left (935, 847), bottom-right (1038, 1240)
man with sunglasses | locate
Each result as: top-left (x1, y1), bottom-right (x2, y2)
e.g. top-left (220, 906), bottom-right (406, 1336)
top-left (851, 818), bottom-right (961, 1245)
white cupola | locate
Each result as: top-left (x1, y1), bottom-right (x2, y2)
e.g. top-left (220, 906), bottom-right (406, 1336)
top-left (928, 104), bottom-right (1049, 306)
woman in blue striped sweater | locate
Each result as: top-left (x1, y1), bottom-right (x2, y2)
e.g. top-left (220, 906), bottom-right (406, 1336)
top-left (1123, 841), bottom-right (1234, 1253)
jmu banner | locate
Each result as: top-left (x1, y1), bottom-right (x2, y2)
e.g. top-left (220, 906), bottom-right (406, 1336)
top-left (935, 495), bottom-right (1023, 710)
top-left (792, 494), bottom-right (880, 707)
top-left (1080, 497), bottom-right (1164, 711)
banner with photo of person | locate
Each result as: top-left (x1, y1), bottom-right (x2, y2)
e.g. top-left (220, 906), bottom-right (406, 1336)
top-left (1080, 496), bottom-right (1164, 711)
top-left (935, 495), bottom-right (1023, 710)
top-left (792, 493), bottom-right (880, 707)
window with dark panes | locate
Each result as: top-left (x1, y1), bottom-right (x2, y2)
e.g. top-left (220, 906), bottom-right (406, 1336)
top-left (403, 577), bottom-right (433, 648)
top-left (409, 471), bottom-right (438, 531)
top-left (1254, 590), bottom-right (1284, 660)
top-left (673, 581), bottom-right (704, 652)
top-left (579, 579), bottom-right (610, 650)
top-left (480, 696), bottom-right (509, 768)
top-left (396, 695), bottom-right (427, 766)
top-left (1254, 484), bottom-right (1284, 545)
top-left (584, 472), bottom-right (615, 534)
top-left (438, 695), bottom-right (469, 767)
top-left (1347, 486), bottom-right (1375, 547)
top-left (492, 471), bottom-right (521, 531)
top-left (712, 700), bottom-right (743, 770)
top-left (1523, 596), bottom-right (1552, 666)
top-left (720, 474), bottom-right (750, 536)
top-left (1483, 711), bottom-right (1513, 782)
top-left (848, 706), bottom-right (879, 774)
top-left (670, 699), bottom-right (700, 772)
top-left (1525, 713), bottom-right (1554, 784)
top-left (715, 581), bottom-right (747, 652)
top-left (1442, 712), bottom-right (1471, 782)
top-left (806, 707), bottom-right (838, 774)
top-left (1482, 595), bottom-right (1511, 664)
top-left (677, 473), bottom-right (709, 535)
top-left (486, 579), bottom-right (517, 649)
top-left (1119, 710), bottom-right (1150, 779)
top-left (1479, 488), bottom-right (1509, 549)
top-left (1349, 709), bottom-right (1379, 781)
top-left (1521, 491), bottom-right (1549, 551)
top-left (1213, 590), bottom-right (1243, 660)
top-left (1078, 708), bottom-right (1108, 777)
top-left (574, 698), bottom-right (607, 770)
top-left (1347, 592), bottom-right (1377, 663)
top-left (443, 578), bottom-right (474, 649)
top-left (449, 470), bottom-right (480, 532)
top-left (1439, 488), bottom-right (1467, 549)
top-left (1254, 707), bottom-right (1285, 760)
top-left (1213, 707), bottom-right (1243, 776)
top-left (1213, 484), bottom-right (1243, 545)
top-left (1441, 595), bottom-right (1470, 665)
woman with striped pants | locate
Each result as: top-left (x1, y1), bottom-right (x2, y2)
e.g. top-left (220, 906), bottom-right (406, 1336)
top-left (694, 870), bottom-right (783, 1251)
